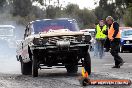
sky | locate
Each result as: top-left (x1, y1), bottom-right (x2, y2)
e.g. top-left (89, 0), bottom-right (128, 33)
top-left (33, 0), bottom-right (99, 10)
top-left (64, 0), bottom-right (99, 9)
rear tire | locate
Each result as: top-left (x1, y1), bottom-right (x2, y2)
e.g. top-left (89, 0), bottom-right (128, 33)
top-left (20, 57), bottom-right (32, 75)
top-left (83, 52), bottom-right (91, 75)
top-left (32, 53), bottom-right (38, 77)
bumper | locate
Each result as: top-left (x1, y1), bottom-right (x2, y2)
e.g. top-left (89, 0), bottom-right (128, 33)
top-left (122, 44), bottom-right (132, 50)
top-left (30, 44), bottom-right (90, 50)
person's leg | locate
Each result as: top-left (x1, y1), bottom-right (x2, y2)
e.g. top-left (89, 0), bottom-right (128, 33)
top-left (94, 40), bottom-right (99, 57)
top-left (94, 40), bottom-right (97, 56)
top-left (110, 47), bottom-right (122, 65)
top-left (104, 38), bottom-right (110, 52)
top-left (102, 40), bottom-right (105, 57)
top-left (110, 39), bottom-right (124, 67)
top-left (99, 40), bottom-right (103, 59)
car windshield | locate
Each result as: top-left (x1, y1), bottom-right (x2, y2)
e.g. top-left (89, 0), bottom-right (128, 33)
top-left (33, 19), bottom-right (80, 34)
top-left (122, 29), bottom-right (132, 37)
top-left (0, 27), bottom-right (14, 36)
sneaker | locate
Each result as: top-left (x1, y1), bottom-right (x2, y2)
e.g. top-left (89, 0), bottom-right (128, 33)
top-left (118, 61), bottom-right (125, 66)
top-left (112, 65), bottom-right (120, 68)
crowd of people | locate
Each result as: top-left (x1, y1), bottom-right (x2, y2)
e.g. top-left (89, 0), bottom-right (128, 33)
top-left (92, 16), bottom-right (124, 68)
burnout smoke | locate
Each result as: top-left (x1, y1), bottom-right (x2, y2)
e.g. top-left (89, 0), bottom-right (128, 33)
top-left (0, 7), bottom-right (24, 74)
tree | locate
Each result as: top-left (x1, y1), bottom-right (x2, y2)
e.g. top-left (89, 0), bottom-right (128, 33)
top-left (0, 0), bottom-right (6, 8)
top-left (64, 4), bottom-right (80, 19)
top-left (12, 0), bottom-right (32, 17)
top-left (46, 5), bottom-right (61, 18)
top-left (78, 8), bottom-right (97, 28)
top-left (123, 3), bottom-right (132, 26)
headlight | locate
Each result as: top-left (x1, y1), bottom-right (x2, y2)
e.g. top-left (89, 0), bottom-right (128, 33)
top-left (33, 38), bottom-right (48, 45)
top-left (76, 35), bottom-right (91, 42)
top-left (84, 35), bottom-right (91, 42)
top-left (126, 40), bottom-right (130, 44)
top-left (77, 35), bottom-right (82, 42)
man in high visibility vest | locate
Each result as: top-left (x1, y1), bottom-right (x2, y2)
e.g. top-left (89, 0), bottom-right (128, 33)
top-left (106, 16), bottom-right (124, 68)
top-left (94, 19), bottom-right (107, 59)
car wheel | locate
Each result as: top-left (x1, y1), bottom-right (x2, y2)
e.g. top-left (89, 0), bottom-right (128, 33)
top-left (120, 45), bottom-right (124, 53)
top-left (32, 53), bottom-right (38, 77)
top-left (129, 49), bottom-right (132, 53)
top-left (83, 52), bottom-right (91, 75)
top-left (20, 57), bottom-right (32, 75)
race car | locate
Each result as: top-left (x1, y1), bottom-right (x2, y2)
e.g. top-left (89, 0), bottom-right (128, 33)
top-left (16, 18), bottom-right (92, 77)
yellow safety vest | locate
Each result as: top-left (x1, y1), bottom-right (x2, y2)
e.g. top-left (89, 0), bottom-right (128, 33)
top-left (95, 24), bottom-right (107, 39)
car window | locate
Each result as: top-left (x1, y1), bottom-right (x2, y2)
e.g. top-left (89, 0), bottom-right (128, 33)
top-left (122, 30), bottom-right (132, 36)
top-left (0, 27), bottom-right (14, 36)
top-left (33, 20), bottom-right (80, 34)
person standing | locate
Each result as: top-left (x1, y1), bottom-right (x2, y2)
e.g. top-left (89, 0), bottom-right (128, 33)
top-left (106, 16), bottom-right (124, 68)
top-left (94, 19), bottom-right (107, 59)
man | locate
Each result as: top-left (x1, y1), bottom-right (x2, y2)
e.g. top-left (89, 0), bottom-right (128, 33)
top-left (106, 16), bottom-right (124, 68)
top-left (94, 19), bottom-right (107, 59)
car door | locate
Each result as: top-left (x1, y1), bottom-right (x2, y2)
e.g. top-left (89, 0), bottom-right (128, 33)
top-left (21, 25), bottom-right (31, 63)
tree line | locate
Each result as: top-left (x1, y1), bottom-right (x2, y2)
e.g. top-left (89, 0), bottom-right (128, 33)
top-left (0, 0), bottom-right (132, 28)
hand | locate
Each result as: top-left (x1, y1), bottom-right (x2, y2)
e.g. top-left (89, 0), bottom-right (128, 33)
top-left (110, 37), bottom-right (114, 41)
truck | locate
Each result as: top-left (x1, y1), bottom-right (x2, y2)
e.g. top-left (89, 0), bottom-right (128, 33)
top-left (16, 18), bottom-right (91, 77)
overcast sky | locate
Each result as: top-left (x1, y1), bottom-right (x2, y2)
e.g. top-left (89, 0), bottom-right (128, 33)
top-left (65, 0), bottom-right (99, 9)
top-left (33, 0), bottom-right (99, 10)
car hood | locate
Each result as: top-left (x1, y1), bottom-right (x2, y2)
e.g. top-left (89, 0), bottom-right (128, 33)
top-left (26, 29), bottom-right (87, 39)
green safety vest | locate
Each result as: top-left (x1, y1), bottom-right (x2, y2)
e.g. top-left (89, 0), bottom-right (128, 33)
top-left (95, 24), bottom-right (107, 39)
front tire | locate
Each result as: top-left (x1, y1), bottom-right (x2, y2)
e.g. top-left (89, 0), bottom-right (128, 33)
top-left (83, 52), bottom-right (91, 75)
top-left (32, 53), bottom-right (38, 77)
top-left (20, 57), bottom-right (32, 75)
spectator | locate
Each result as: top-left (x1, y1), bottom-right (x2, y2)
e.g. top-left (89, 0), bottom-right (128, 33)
top-left (94, 19), bottom-right (107, 59)
top-left (106, 16), bottom-right (124, 68)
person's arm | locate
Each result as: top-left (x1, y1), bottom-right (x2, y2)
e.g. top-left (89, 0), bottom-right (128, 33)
top-left (112, 22), bottom-right (119, 38)
top-left (95, 26), bottom-right (97, 35)
top-left (103, 29), bottom-right (108, 35)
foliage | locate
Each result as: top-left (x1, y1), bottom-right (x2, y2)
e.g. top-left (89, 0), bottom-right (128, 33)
top-left (95, 0), bottom-right (132, 26)
top-left (123, 3), bottom-right (132, 27)
top-left (12, 0), bottom-right (32, 17)
top-left (2, 0), bottom-right (132, 28)
top-left (78, 8), bottom-right (97, 28)
top-left (0, 0), bottom-right (6, 8)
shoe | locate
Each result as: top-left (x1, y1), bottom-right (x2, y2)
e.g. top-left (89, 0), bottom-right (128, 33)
top-left (118, 61), bottom-right (125, 66)
top-left (112, 65), bottom-right (120, 68)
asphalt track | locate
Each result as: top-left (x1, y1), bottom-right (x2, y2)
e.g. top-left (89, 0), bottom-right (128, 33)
top-left (0, 52), bottom-right (131, 88)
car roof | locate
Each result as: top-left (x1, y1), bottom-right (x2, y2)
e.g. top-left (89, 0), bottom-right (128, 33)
top-left (119, 27), bottom-right (131, 30)
top-left (122, 29), bottom-right (132, 31)
top-left (0, 25), bottom-right (15, 28)
top-left (30, 19), bottom-right (52, 24)
top-left (30, 18), bottom-right (76, 24)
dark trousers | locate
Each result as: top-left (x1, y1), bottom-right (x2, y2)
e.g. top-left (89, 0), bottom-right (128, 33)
top-left (104, 38), bottom-right (110, 52)
top-left (110, 38), bottom-right (123, 66)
